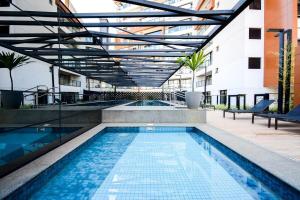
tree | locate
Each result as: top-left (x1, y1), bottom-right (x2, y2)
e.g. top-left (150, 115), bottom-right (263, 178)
top-left (0, 52), bottom-right (31, 91)
top-left (177, 50), bottom-right (207, 92)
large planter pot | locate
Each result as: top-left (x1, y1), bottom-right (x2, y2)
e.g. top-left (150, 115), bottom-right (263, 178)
top-left (1, 90), bottom-right (23, 109)
top-left (185, 92), bottom-right (203, 109)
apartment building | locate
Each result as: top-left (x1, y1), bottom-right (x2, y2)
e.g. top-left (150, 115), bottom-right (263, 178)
top-left (195, 0), bottom-right (271, 107)
top-left (114, 0), bottom-right (196, 92)
top-left (166, 0), bottom-right (299, 107)
top-left (0, 0), bottom-right (112, 104)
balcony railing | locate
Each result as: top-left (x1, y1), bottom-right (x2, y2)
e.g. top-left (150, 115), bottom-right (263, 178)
top-left (196, 79), bottom-right (212, 87)
top-left (60, 80), bottom-right (81, 87)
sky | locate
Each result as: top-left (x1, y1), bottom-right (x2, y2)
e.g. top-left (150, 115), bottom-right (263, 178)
top-left (70, 0), bottom-right (116, 13)
top-left (70, 0), bottom-right (117, 32)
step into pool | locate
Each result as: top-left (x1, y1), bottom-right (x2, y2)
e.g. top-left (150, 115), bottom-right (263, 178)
top-left (7, 127), bottom-right (299, 199)
top-left (126, 100), bottom-right (171, 106)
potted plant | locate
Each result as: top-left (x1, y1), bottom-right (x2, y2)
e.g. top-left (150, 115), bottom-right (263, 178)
top-left (177, 50), bottom-right (207, 109)
top-left (0, 52), bottom-right (31, 109)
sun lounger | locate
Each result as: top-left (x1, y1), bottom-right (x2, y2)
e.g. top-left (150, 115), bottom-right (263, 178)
top-left (253, 105), bottom-right (300, 128)
top-left (223, 100), bottom-right (275, 120)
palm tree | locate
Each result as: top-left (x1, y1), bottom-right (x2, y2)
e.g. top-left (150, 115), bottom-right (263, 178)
top-left (177, 50), bottom-right (207, 92)
top-left (0, 52), bottom-right (31, 91)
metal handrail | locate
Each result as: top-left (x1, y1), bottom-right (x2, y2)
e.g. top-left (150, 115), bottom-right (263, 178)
top-left (169, 90), bottom-right (186, 105)
top-left (23, 85), bottom-right (49, 98)
top-left (23, 86), bottom-right (60, 108)
top-left (24, 85), bottom-right (48, 93)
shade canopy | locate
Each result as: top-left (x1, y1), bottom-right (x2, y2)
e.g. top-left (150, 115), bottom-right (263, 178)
top-left (0, 0), bottom-right (254, 87)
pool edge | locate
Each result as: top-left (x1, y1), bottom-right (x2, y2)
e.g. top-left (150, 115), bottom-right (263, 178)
top-left (0, 124), bottom-right (107, 199)
top-left (196, 124), bottom-right (300, 192)
top-left (0, 123), bottom-right (299, 199)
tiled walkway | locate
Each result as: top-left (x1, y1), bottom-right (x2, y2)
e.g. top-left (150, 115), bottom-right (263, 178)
top-left (91, 132), bottom-right (253, 200)
top-left (207, 111), bottom-right (300, 161)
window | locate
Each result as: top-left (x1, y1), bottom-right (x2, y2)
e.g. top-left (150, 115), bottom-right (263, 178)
top-left (0, 26), bottom-right (9, 34)
top-left (248, 57), bottom-right (261, 69)
top-left (207, 52), bottom-right (213, 66)
top-left (215, 67), bottom-right (219, 74)
top-left (49, 0), bottom-right (53, 5)
top-left (249, 0), bottom-right (261, 10)
top-left (249, 28), bottom-right (261, 39)
top-left (220, 90), bottom-right (227, 105)
top-left (0, 0), bottom-right (10, 7)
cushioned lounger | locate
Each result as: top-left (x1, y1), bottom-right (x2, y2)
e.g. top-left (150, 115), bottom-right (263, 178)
top-left (253, 105), bottom-right (300, 129)
top-left (223, 100), bottom-right (275, 120)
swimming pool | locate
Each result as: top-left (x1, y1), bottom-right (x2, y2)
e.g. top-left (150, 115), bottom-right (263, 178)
top-left (69, 100), bottom-right (129, 107)
top-left (7, 127), bottom-right (299, 199)
top-left (127, 100), bottom-right (171, 106)
top-left (0, 127), bottom-right (81, 176)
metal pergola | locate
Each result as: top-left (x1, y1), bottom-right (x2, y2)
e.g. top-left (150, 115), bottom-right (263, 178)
top-left (0, 0), bottom-right (253, 87)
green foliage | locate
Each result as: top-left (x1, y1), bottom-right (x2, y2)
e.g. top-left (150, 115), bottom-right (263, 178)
top-left (271, 42), bottom-right (295, 106)
top-left (177, 50), bottom-right (206, 72)
top-left (0, 52), bottom-right (30, 71)
top-left (20, 104), bottom-right (33, 109)
top-left (269, 106), bottom-right (278, 113)
top-left (0, 52), bottom-right (31, 91)
top-left (215, 104), bottom-right (228, 110)
top-left (177, 50), bottom-right (207, 92)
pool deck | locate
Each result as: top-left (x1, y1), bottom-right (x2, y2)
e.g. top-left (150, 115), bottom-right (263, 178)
top-left (0, 118), bottom-right (300, 198)
top-left (207, 110), bottom-right (300, 162)
top-left (102, 101), bottom-right (206, 123)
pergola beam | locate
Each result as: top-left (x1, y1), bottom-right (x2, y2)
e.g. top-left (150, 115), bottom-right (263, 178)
top-left (1, 40), bottom-right (201, 47)
top-left (29, 51), bottom-right (187, 57)
top-left (0, 31), bottom-right (208, 40)
top-left (114, 0), bottom-right (228, 21)
top-left (0, 31), bottom-right (205, 47)
top-left (0, 19), bottom-right (222, 27)
top-left (0, 0), bottom-right (254, 87)
top-left (21, 47), bottom-right (194, 53)
top-left (0, 10), bottom-right (234, 19)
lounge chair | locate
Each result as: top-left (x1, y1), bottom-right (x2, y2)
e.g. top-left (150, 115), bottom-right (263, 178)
top-left (252, 105), bottom-right (300, 128)
top-left (275, 116), bottom-right (300, 130)
top-left (223, 100), bottom-right (275, 120)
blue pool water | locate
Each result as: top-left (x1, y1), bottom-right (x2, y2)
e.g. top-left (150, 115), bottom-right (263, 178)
top-left (70, 100), bottom-right (129, 107)
top-left (0, 127), bottom-right (80, 166)
top-left (127, 100), bottom-right (171, 106)
top-left (10, 127), bottom-right (299, 200)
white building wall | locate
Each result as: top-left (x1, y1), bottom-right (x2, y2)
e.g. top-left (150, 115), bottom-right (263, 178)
top-left (168, 0), bottom-right (276, 106)
top-left (0, 0), bottom-right (56, 92)
top-left (0, 0), bottom-right (90, 102)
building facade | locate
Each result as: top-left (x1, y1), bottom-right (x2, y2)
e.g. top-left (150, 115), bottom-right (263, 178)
top-left (166, 0), bottom-right (299, 107)
top-left (0, 0), bottom-right (113, 105)
top-left (115, 0), bottom-right (196, 92)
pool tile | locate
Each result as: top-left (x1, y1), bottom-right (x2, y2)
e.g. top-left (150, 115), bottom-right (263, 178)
top-left (91, 132), bottom-right (256, 200)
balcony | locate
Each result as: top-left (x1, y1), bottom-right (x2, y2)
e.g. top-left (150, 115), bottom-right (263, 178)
top-left (60, 79), bottom-right (81, 87)
top-left (196, 79), bottom-right (212, 87)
